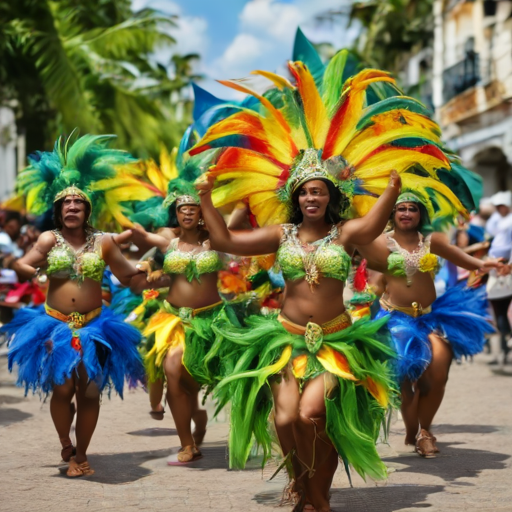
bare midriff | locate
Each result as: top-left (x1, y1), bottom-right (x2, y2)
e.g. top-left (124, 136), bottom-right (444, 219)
top-left (46, 278), bottom-right (103, 315)
top-left (384, 271), bottom-right (437, 309)
top-left (166, 272), bottom-right (221, 310)
top-left (280, 277), bottom-right (346, 326)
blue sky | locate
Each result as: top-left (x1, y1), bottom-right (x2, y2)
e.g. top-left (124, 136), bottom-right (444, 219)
top-left (132, 0), bottom-right (359, 99)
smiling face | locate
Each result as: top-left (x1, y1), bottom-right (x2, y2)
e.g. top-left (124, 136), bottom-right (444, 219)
top-left (177, 204), bottom-right (202, 231)
top-left (394, 201), bottom-right (421, 232)
top-left (61, 195), bottom-right (88, 229)
top-left (297, 180), bottom-right (330, 222)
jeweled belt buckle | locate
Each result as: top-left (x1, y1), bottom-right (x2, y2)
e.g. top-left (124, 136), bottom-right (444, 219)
top-left (412, 302), bottom-right (422, 318)
top-left (178, 307), bottom-right (194, 322)
top-left (304, 322), bottom-right (323, 354)
top-left (68, 311), bottom-right (85, 329)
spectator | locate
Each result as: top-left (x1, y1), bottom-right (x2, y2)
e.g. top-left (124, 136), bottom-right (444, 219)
top-left (486, 191), bottom-right (512, 363)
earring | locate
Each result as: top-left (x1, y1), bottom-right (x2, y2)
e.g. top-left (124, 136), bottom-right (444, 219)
top-left (198, 219), bottom-right (205, 226)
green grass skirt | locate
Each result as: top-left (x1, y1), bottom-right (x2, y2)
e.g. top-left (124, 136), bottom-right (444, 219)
top-left (211, 312), bottom-right (397, 481)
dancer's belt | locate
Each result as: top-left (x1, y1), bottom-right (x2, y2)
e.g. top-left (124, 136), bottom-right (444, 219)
top-left (164, 300), bottom-right (223, 323)
top-left (278, 311), bottom-right (351, 354)
top-left (45, 304), bottom-right (102, 328)
top-left (380, 297), bottom-right (431, 318)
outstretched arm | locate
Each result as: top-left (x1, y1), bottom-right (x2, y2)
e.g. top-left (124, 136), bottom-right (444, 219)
top-left (102, 234), bottom-right (143, 286)
top-left (431, 232), bottom-right (502, 271)
top-left (341, 171), bottom-right (401, 246)
top-left (197, 184), bottom-right (281, 256)
top-left (130, 224), bottom-right (174, 254)
top-left (12, 231), bottom-right (55, 282)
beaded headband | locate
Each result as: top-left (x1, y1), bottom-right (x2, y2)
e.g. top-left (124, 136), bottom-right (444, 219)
top-left (176, 195), bottom-right (200, 208)
top-left (289, 148), bottom-right (338, 194)
top-left (396, 192), bottom-right (422, 205)
top-left (54, 186), bottom-right (92, 208)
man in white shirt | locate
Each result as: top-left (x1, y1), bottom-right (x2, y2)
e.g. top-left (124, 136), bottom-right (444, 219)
top-left (486, 191), bottom-right (512, 362)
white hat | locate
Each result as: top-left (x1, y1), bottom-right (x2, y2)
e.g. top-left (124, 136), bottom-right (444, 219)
top-left (491, 191), bottom-right (512, 207)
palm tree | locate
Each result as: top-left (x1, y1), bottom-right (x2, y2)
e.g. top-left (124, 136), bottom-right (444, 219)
top-left (0, 0), bottom-right (196, 158)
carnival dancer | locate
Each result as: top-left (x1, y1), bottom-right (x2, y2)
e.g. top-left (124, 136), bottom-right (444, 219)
top-left (189, 50), bottom-right (482, 510)
top-left (359, 192), bottom-right (501, 458)
top-left (129, 190), bottom-right (225, 464)
top-left (2, 135), bottom-right (146, 477)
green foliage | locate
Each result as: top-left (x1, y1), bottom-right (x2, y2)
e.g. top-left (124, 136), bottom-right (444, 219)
top-left (0, 0), bottom-right (198, 158)
top-left (348, 0), bottom-right (434, 73)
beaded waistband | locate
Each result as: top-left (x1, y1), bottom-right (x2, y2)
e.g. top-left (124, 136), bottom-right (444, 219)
top-left (45, 303), bottom-right (102, 328)
top-left (164, 300), bottom-right (223, 322)
top-left (380, 297), bottom-right (432, 318)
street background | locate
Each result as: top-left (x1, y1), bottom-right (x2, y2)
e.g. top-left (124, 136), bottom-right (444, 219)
top-left (1, 351), bottom-right (511, 512)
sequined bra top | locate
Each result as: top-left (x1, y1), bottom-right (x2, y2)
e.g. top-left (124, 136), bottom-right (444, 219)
top-left (276, 224), bottom-right (351, 286)
top-left (47, 229), bottom-right (106, 283)
top-left (163, 238), bottom-right (223, 282)
top-left (386, 231), bottom-right (439, 285)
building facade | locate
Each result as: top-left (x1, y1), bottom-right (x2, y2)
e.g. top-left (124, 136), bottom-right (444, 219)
top-left (432, 0), bottom-right (512, 198)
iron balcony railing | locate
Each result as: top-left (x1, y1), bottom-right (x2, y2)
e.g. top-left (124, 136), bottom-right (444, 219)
top-left (442, 51), bottom-right (481, 104)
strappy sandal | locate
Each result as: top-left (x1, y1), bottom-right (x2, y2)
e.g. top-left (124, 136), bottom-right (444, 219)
top-left (66, 457), bottom-right (95, 477)
top-left (415, 429), bottom-right (438, 458)
top-left (167, 445), bottom-right (202, 465)
top-left (61, 444), bottom-right (76, 463)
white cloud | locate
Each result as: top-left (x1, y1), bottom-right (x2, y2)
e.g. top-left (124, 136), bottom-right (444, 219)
top-left (172, 16), bottom-right (209, 56)
top-left (240, 0), bottom-right (302, 43)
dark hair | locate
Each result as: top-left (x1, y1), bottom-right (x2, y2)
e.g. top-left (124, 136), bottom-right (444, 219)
top-left (290, 179), bottom-right (343, 225)
top-left (52, 198), bottom-right (92, 230)
top-left (3, 211), bottom-right (22, 225)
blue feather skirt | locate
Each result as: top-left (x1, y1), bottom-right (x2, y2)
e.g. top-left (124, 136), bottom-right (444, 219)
top-left (375, 283), bottom-right (493, 382)
top-left (3, 306), bottom-right (145, 397)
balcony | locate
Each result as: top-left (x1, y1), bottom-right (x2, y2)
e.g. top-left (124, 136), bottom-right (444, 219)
top-left (442, 52), bottom-right (480, 104)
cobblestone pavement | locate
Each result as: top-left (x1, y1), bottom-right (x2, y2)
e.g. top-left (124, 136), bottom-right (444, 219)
top-left (1, 351), bottom-right (511, 512)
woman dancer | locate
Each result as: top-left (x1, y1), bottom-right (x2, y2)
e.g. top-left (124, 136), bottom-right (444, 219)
top-left (361, 193), bottom-right (500, 458)
top-left (189, 56), bottom-right (481, 510)
top-left (129, 193), bottom-right (224, 464)
top-left (3, 136), bottom-right (146, 477)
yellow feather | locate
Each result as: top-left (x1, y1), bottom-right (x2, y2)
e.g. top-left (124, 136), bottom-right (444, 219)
top-left (250, 70), bottom-right (294, 89)
top-left (160, 146), bottom-right (179, 181)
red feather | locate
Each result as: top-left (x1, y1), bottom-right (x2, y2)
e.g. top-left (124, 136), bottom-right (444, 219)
top-left (353, 259), bottom-right (368, 292)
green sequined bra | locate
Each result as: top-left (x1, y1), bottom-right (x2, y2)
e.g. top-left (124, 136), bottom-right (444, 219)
top-left (163, 238), bottom-right (223, 282)
top-left (276, 224), bottom-right (351, 287)
top-left (47, 229), bottom-right (106, 283)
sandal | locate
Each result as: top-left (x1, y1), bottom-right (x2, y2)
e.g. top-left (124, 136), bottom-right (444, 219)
top-left (66, 457), bottom-right (95, 477)
top-left (415, 429), bottom-right (438, 458)
top-left (149, 408), bottom-right (165, 420)
top-left (61, 444), bottom-right (76, 463)
top-left (167, 445), bottom-right (202, 466)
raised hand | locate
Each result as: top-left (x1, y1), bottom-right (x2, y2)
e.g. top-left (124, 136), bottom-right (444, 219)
top-left (195, 174), bottom-right (214, 195)
top-left (389, 170), bottom-right (401, 192)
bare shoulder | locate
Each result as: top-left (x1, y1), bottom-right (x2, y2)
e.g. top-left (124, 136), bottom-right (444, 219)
top-left (36, 230), bottom-right (57, 250)
top-left (156, 227), bottom-right (178, 241)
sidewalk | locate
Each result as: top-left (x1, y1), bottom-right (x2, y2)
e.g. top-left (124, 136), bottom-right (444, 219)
top-left (1, 353), bottom-right (511, 512)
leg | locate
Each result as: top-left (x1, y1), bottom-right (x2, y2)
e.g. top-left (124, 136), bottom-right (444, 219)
top-left (400, 378), bottom-right (420, 445)
top-left (74, 364), bottom-right (101, 465)
top-left (50, 378), bottom-right (76, 460)
top-left (491, 297), bottom-right (512, 358)
top-left (149, 378), bottom-right (165, 419)
top-left (416, 334), bottom-right (453, 432)
top-left (293, 374), bottom-right (337, 512)
top-left (163, 348), bottom-right (199, 450)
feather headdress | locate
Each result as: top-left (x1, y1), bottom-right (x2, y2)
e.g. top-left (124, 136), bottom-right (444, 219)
top-left (15, 133), bottom-right (158, 230)
top-left (190, 50), bottom-right (482, 229)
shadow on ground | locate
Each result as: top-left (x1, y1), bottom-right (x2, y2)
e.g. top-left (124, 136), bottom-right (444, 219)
top-left (51, 448), bottom-right (172, 484)
top-left (432, 424), bottom-right (500, 435)
top-left (127, 427), bottom-right (178, 437)
top-left (0, 407), bottom-right (32, 426)
top-left (254, 484), bottom-right (445, 511)
top-left (384, 442), bottom-right (510, 482)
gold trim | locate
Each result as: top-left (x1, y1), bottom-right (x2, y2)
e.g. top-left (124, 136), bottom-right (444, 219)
top-left (379, 297), bottom-right (432, 317)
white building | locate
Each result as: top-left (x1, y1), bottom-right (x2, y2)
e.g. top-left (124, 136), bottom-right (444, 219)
top-left (0, 107), bottom-right (21, 203)
top-left (432, 0), bottom-right (512, 197)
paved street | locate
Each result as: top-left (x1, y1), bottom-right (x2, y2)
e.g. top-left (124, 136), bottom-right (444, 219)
top-left (1, 350), bottom-right (512, 512)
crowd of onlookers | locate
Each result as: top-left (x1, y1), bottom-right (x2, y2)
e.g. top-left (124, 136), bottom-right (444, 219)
top-left (1, 191), bottom-right (512, 362)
